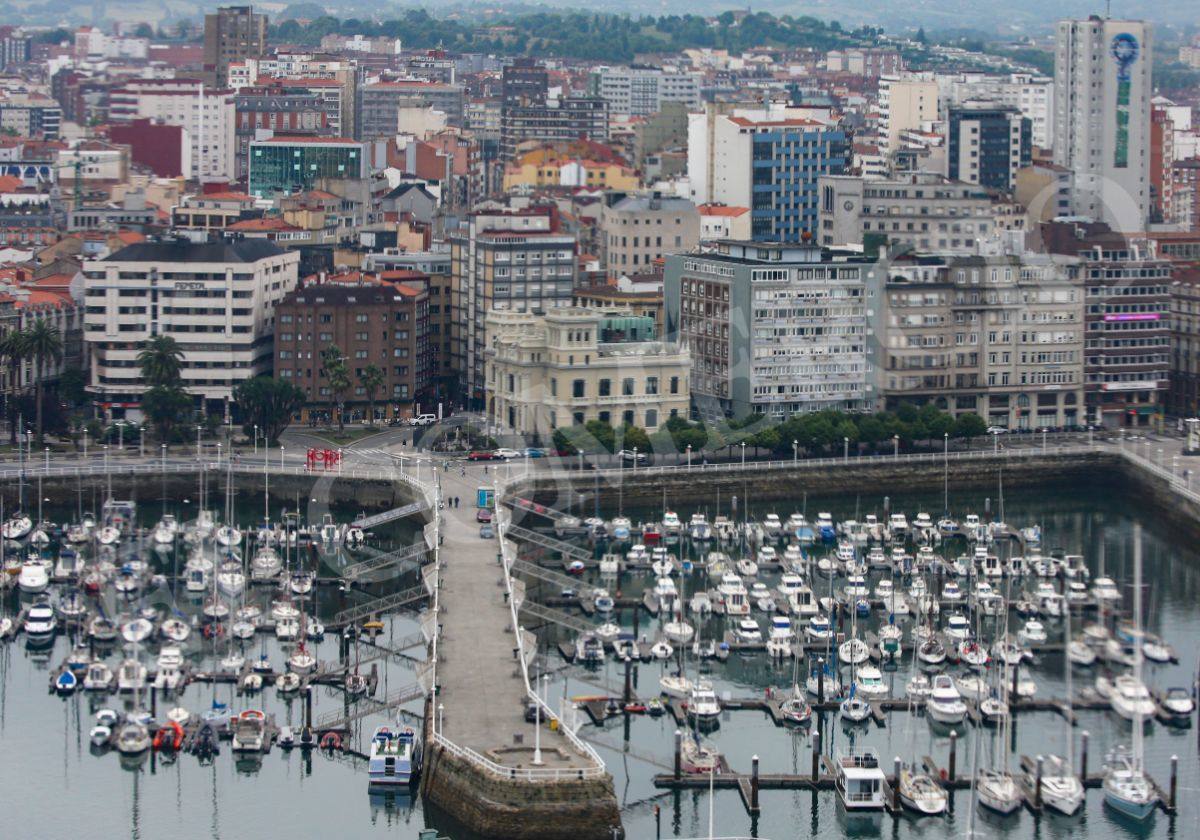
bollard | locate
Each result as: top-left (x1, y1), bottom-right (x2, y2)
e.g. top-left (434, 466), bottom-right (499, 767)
top-left (674, 729), bottom-right (682, 780)
top-left (817, 657), bottom-right (825, 705)
top-left (623, 656), bottom-right (632, 705)
top-left (948, 730), bottom-right (957, 782)
top-left (654, 804), bottom-right (661, 839)
top-left (1011, 663), bottom-right (1019, 701)
top-left (1170, 754), bottom-right (1178, 811)
top-left (1079, 730), bottom-right (1089, 783)
top-left (1035, 755), bottom-right (1044, 810)
top-left (751, 754), bottom-right (760, 812)
top-left (151, 685), bottom-right (157, 718)
top-left (811, 729), bottom-right (820, 779)
top-left (893, 756), bottom-right (901, 812)
top-left (304, 686), bottom-right (313, 729)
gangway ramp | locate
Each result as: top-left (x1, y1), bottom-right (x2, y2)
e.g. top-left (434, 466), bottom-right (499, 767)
top-left (351, 500), bottom-right (427, 529)
top-left (343, 542), bottom-right (428, 582)
top-left (334, 584), bottom-right (429, 627)
top-left (517, 600), bottom-right (594, 635)
top-left (503, 524), bottom-right (591, 562)
top-left (316, 682), bottom-right (426, 730)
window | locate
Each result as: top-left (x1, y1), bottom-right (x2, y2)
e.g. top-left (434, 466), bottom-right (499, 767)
top-left (550, 379), bottom-right (557, 397)
top-left (572, 379), bottom-right (585, 398)
top-left (646, 376), bottom-right (659, 395)
top-left (645, 409), bottom-right (658, 428)
top-left (622, 378), bottom-right (635, 396)
top-left (669, 376), bottom-right (680, 394)
top-left (623, 410), bottom-right (635, 426)
top-left (599, 378), bottom-right (611, 396)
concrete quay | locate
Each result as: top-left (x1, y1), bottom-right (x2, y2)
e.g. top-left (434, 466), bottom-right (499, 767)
top-left (420, 468), bottom-right (621, 840)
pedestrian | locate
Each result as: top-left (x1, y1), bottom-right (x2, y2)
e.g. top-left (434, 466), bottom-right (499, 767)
top-left (483, 465), bottom-right (488, 475)
top-left (461, 465), bottom-right (466, 477)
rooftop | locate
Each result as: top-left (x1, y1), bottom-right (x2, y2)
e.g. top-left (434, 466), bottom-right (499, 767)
top-left (103, 238), bottom-right (288, 264)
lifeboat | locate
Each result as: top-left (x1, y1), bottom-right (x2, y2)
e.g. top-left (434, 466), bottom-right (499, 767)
top-left (152, 720), bottom-right (184, 752)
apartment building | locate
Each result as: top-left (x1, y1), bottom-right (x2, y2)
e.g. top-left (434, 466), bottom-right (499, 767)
top-left (818, 173), bottom-right (1004, 253)
top-left (83, 238), bottom-right (300, 417)
top-left (663, 240), bottom-right (874, 420)
top-left (1170, 267), bottom-right (1200, 417)
top-left (484, 307), bottom-right (690, 436)
top-left (588, 66), bottom-right (701, 116)
top-left (236, 55), bottom-right (357, 138)
top-left (450, 209), bottom-right (578, 405)
top-left (1042, 221), bottom-right (1171, 427)
top-left (939, 73), bottom-right (1054, 150)
top-left (203, 6), bottom-right (266, 87)
top-left (879, 74), bottom-right (939, 152)
top-left (1054, 17), bottom-right (1152, 232)
top-left (233, 86), bottom-right (328, 180)
top-left (358, 79), bottom-right (465, 137)
top-left (0, 93), bottom-right (61, 139)
top-left (687, 109), bottom-right (848, 243)
top-left (875, 251), bottom-right (1085, 429)
top-left (500, 97), bottom-right (609, 161)
top-left (946, 104), bottom-right (1031, 191)
top-left (602, 193), bottom-right (700, 279)
top-left (171, 191), bottom-right (259, 231)
top-left (274, 281), bottom-right (432, 421)
top-left (247, 136), bottom-right (369, 198)
top-left (108, 79), bottom-right (237, 182)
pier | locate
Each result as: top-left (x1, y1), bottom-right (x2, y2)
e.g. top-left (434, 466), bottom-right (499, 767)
top-left (419, 469), bottom-right (621, 840)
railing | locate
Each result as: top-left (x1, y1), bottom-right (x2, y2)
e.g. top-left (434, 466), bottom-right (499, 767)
top-left (1116, 443), bottom-right (1200, 506)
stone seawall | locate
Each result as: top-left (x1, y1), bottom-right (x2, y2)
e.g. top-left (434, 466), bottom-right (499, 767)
top-left (419, 738), bottom-right (623, 840)
top-left (509, 450), bottom-right (1119, 512)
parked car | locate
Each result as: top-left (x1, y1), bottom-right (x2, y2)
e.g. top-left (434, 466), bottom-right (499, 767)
top-left (618, 449), bottom-right (649, 464)
top-left (492, 448), bottom-right (521, 460)
top-left (467, 450), bottom-right (496, 461)
top-left (986, 426), bottom-right (1008, 435)
top-left (478, 524), bottom-right (495, 539)
top-left (409, 414), bottom-right (438, 427)
top-left (522, 447), bottom-right (546, 458)
top-left (476, 508), bottom-right (494, 523)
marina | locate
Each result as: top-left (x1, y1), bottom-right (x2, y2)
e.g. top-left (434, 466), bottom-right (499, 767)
top-left (0, 446), bottom-right (1199, 838)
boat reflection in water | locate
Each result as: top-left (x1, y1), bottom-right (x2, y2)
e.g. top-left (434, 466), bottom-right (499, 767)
top-left (368, 788), bottom-right (416, 827)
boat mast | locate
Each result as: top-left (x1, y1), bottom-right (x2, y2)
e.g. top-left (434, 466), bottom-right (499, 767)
top-left (1132, 521), bottom-right (1145, 771)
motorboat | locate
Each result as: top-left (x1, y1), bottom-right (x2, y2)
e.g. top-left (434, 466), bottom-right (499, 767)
top-left (733, 618), bottom-right (762, 644)
top-left (942, 581), bottom-right (963, 602)
top-left (756, 544), bottom-right (776, 565)
top-left (878, 624), bottom-right (903, 661)
top-left (231, 709), bottom-right (267, 753)
top-left (804, 615), bottom-right (833, 642)
top-left (906, 674), bottom-right (932, 701)
top-left (116, 659), bottom-right (148, 692)
top-left (1030, 754), bottom-right (1084, 815)
top-left (717, 573), bottom-right (750, 616)
top-left (1098, 673), bottom-right (1156, 722)
top-left (663, 618), bottom-right (695, 645)
top-left (593, 588), bottom-right (615, 613)
top-left (1068, 639), bottom-right (1098, 667)
top-left (275, 616), bottom-right (300, 642)
top-left (926, 675), bottom-right (966, 725)
top-left (835, 748), bottom-right (886, 809)
top-left (609, 517), bottom-right (632, 541)
top-left (368, 725), bottom-right (422, 786)
top-left (661, 511), bottom-right (682, 537)
top-left (815, 512), bottom-right (836, 542)
top-left (1160, 687), bottom-right (1196, 726)
top-left (1092, 576), bottom-right (1122, 604)
top-left (116, 723), bottom-right (150, 755)
top-left (979, 694), bottom-right (1009, 726)
top-left (598, 553), bottom-right (621, 575)
top-left (761, 513), bottom-right (782, 540)
top-left (1018, 620), bottom-right (1048, 646)
top-left (88, 615), bottom-right (117, 644)
top-left (250, 546), bottom-right (282, 580)
top-left (686, 680), bottom-right (722, 724)
top-left (574, 634), bottom-right (605, 666)
top-left (888, 513), bottom-right (908, 538)
top-left (83, 661), bottom-right (114, 691)
top-left (854, 665), bottom-right (888, 700)
top-left (23, 601), bottom-right (57, 642)
top-left (154, 646), bottom-right (185, 690)
top-left (765, 616), bottom-right (794, 658)
top-left (653, 576), bottom-right (678, 612)
top-left (955, 673), bottom-right (989, 701)
top-left (688, 513), bottom-right (712, 543)
top-left (121, 617), bottom-right (154, 644)
top-left (17, 560), bottom-right (50, 594)
top-left (958, 639), bottom-right (989, 669)
top-left (944, 612), bottom-right (970, 642)
top-left (153, 515), bottom-right (179, 545)
top-left (899, 765), bottom-right (948, 815)
top-left (626, 544), bottom-right (648, 564)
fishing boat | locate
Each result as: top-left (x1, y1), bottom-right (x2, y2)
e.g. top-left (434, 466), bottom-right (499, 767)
top-left (368, 725), bottom-right (422, 786)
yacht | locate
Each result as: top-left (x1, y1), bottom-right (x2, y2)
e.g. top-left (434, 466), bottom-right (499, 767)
top-left (926, 675), bottom-right (967, 725)
top-left (977, 769), bottom-right (1022, 815)
top-left (733, 618), bottom-right (762, 644)
top-left (686, 680), bottom-right (722, 724)
top-left (1098, 673), bottom-right (1156, 722)
top-left (898, 765), bottom-right (948, 815)
top-left (765, 616), bottom-right (794, 658)
top-left (17, 560), bottom-right (50, 594)
top-left (153, 515), bottom-right (179, 545)
top-left (1092, 576), bottom-right (1122, 604)
top-left (231, 709), bottom-right (267, 753)
top-left (23, 601), bottom-right (57, 642)
top-left (717, 573), bottom-right (749, 616)
top-left (854, 665), bottom-right (888, 701)
top-left (762, 513), bottom-right (782, 540)
top-left (1030, 754), bottom-right (1085, 815)
top-left (888, 513), bottom-right (909, 538)
top-left (805, 614), bottom-right (833, 642)
top-left (368, 725), bottom-right (422, 787)
top-left (1103, 744), bottom-right (1158, 821)
top-left (787, 583), bottom-right (819, 617)
top-left (835, 748), bottom-right (886, 810)
top-left (687, 513), bottom-right (712, 542)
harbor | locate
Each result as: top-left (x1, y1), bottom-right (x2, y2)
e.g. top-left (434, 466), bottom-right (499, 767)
top-left (0, 444), bottom-right (1198, 838)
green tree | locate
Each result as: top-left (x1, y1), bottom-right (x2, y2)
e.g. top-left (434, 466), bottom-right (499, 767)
top-left (320, 344), bottom-right (351, 432)
top-left (58, 367), bottom-right (87, 407)
top-left (616, 423), bottom-right (651, 453)
top-left (137, 334), bottom-right (186, 388)
top-left (584, 419), bottom-right (616, 453)
top-left (0, 328), bottom-right (27, 444)
top-left (141, 385), bottom-right (192, 443)
top-left (233, 377), bottom-right (306, 445)
top-left (954, 413), bottom-right (987, 440)
top-left (22, 318), bottom-right (63, 446)
top-left (359, 364), bottom-right (385, 425)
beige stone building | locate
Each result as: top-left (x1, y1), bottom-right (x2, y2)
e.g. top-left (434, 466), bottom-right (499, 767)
top-left (484, 307), bottom-right (690, 437)
top-left (602, 193), bottom-right (700, 279)
top-left (874, 250), bottom-right (1086, 429)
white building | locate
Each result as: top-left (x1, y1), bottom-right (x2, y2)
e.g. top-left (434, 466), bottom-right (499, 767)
top-left (940, 72), bottom-right (1054, 150)
top-left (485, 307), bottom-right (691, 435)
top-left (879, 73), bottom-right (939, 152)
top-left (591, 66), bottom-right (701, 117)
top-left (82, 238), bottom-right (300, 416)
top-left (1053, 16), bottom-right (1152, 233)
top-left (108, 79), bottom-right (236, 182)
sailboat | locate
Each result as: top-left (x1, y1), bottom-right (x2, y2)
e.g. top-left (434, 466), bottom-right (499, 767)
top-left (1102, 522), bottom-right (1158, 821)
top-left (977, 576), bottom-right (1020, 814)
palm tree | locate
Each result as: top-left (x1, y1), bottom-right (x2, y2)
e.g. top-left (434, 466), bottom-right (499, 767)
top-left (22, 318), bottom-right (63, 447)
top-left (137, 334), bottom-right (185, 388)
top-left (359, 364), bottom-right (384, 426)
top-left (320, 344), bottom-right (351, 432)
top-left (0, 329), bottom-right (27, 444)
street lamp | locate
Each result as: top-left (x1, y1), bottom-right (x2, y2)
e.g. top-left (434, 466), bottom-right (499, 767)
top-left (161, 443), bottom-right (166, 469)
top-left (892, 434), bottom-right (899, 458)
top-left (196, 425), bottom-right (202, 462)
top-left (943, 432), bottom-right (949, 460)
top-left (1041, 427), bottom-right (1047, 452)
top-left (253, 425), bottom-right (259, 456)
top-left (82, 428), bottom-right (88, 461)
top-left (740, 442), bottom-right (746, 466)
top-left (843, 436), bottom-right (849, 461)
top-left (139, 426), bottom-right (145, 458)
top-left (792, 439), bottom-right (798, 464)
top-left (686, 444), bottom-right (692, 469)
top-left (44, 446), bottom-right (48, 471)
top-left (532, 680), bottom-right (545, 766)
top-left (632, 447), bottom-right (638, 472)
top-left (280, 444), bottom-right (285, 470)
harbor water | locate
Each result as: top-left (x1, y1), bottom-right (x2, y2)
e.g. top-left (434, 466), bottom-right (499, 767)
top-left (1, 479), bottom-right (1198, 839)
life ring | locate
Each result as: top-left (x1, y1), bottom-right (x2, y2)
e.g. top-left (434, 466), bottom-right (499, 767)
top-left (319, 731), bottom-right (342, 751)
